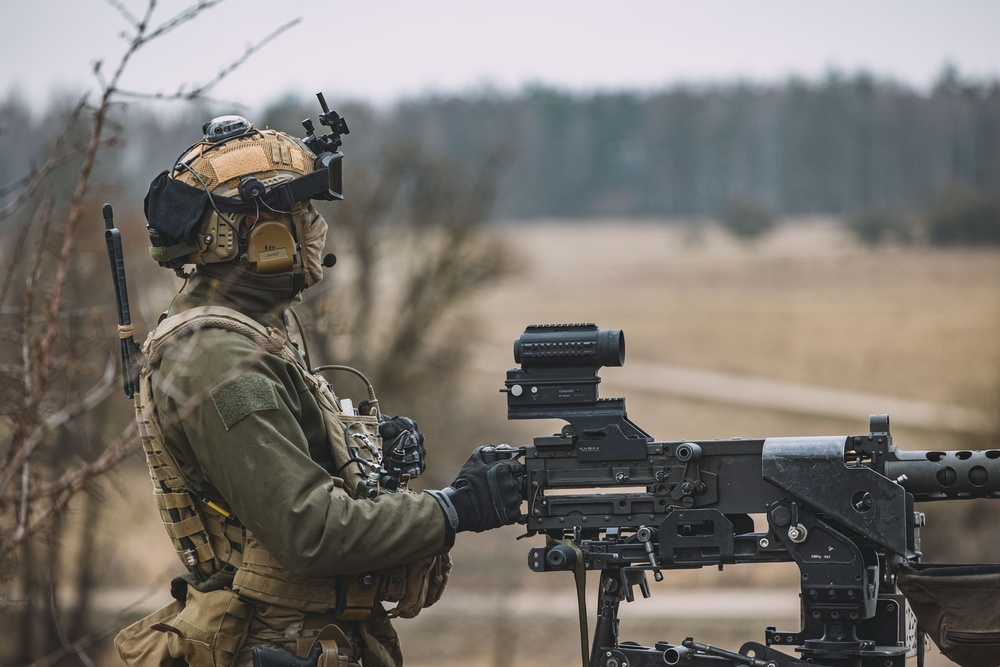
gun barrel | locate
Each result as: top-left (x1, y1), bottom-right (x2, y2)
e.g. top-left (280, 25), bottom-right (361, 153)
top-left (887, 448), bottom-right (1000, 501)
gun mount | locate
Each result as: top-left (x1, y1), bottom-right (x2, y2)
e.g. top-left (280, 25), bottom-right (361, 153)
top-left (504, 324), bottom-right (1000, 667)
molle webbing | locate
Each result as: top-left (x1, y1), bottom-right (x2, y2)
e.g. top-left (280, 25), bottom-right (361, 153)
top-left (175, 130), bottom-right (309, 193)
top-left (136, 371), bottom-right (222, 578)
top-left (138, 305), bottom-right (361, 614)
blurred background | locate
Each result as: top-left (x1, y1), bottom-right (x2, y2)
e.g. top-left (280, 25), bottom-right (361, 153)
top-left (1, 1), bottom-right (998, 665)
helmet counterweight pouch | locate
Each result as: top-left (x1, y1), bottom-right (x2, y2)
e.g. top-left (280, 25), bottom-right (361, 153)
top-left (198, 212), bottom-right (238, 263)
top-left (897, 563), bottom-right (1000, 667)
top-left (245, 220), bottom-right (296, 274)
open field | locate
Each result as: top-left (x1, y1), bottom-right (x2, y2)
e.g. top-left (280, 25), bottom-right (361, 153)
top-left (398, 218), bottom-right (1000, 667)
top-left (86, 218), bottom-right (999, 666)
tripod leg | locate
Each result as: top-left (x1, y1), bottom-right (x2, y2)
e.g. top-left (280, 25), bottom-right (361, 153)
top-left (590, 569), bottom-right (623, 667)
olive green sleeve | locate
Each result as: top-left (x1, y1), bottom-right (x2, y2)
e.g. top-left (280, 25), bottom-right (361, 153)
top-left (154, 328), bottom-right (449, 577)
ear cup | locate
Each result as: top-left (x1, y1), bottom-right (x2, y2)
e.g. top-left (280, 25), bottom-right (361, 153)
top-left (245, 220), bottom-right (296, 273)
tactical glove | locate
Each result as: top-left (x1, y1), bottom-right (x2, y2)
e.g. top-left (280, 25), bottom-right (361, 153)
top-left (378, 415), bottom-right (427, 491)
top-left (427, 446), bottom-right (524, 535)
top-left (457, 444), bottom-right (519, 475)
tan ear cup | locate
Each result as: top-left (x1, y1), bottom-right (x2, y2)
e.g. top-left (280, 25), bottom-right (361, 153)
top-left (245, 220), bottom-right (297, 273)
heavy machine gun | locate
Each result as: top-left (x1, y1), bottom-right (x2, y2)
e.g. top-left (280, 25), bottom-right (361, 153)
top-left (501, 324), bottom-right (1000, 667)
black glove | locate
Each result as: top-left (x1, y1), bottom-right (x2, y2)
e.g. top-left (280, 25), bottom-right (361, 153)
top-left (427, 446), bottom-right (524, 535)
top-left (378, 415), bottom-right (426, 491)
top-left (457, 444), bottom-right (519, 475)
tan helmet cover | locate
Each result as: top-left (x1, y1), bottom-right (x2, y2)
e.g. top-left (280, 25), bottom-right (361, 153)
top-left (169, 128), bottom-right (319, 272)
top-left (174, 128), bottom-right (313, 196)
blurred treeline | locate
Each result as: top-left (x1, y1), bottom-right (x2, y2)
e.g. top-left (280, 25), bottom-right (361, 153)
top-left (4, 65), bottom-right (1000, 245)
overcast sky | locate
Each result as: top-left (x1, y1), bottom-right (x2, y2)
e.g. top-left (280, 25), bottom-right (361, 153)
top-left (2, 0), bottom-right (998, 117)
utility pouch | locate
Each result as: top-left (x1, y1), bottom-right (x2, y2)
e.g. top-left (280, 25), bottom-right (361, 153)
top-left (114, 599), bottom-right (186, 667)
top-left (311, 373), bottom-right (383, 499)
top-left (333, 572), bottom-right (382, 621)
top-left (153, 585), bottom-right (254, 667)
top-left (381, 553), bottom-right (453, 619)
top-left (897, 563), bottom-right (1000, 667)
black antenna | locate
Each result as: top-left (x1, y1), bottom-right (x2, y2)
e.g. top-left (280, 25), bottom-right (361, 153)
top-left (103, 203), bottom-right (146, 398)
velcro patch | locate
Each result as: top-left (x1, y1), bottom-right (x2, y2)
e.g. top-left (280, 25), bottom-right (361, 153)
top-left (209, 145), bottom-right (272, 184)
top-left (210, 373), bottom-right (279, 430)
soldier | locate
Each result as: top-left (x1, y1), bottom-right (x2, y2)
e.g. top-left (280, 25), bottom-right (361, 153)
top-left (114, 113), bottom-right (523, 667)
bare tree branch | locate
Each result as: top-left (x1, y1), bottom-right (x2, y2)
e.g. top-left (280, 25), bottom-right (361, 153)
top-left (103, 0), bottom-right (139, 28)
top-left (115, 16), bottom-right (301, 108)
top-left (0, 355), bottom-right (118, 499)
top-left (0, 99), bottom-right (87, 222)
top-left (25, 576), bottom-right (169, 667)
top-left (0, 2), bottom-right (316, 659)
top-left (143, 0), bottom-right (224, 44)
top-left (0, 208), bottom-right (35, 306)
top-left (1, 419), bottom-right (134, 560)
top-left (185, 18), bottom-right (301, 98)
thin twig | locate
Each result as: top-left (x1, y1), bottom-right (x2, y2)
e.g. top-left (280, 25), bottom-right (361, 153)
top-left (0, 99), bottom-right (88, 222)
top-left (0, 419), bottom-right (134, 560)
top-left (143, 0), bottom-right (224, 44)
top-left (0, 207), bottom-right (35, 306)
top-left (26, 573), bottom-right (174, 667)
top-left (0, 354), bottom-right (117, 500)
top-left (184, 18), bottom-right (302, 98)
top-left (104, 0), bottom-right (139, 27)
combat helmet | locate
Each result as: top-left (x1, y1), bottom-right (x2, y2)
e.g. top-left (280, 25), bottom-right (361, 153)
top-left (143, 96), bottom-right (348, 287)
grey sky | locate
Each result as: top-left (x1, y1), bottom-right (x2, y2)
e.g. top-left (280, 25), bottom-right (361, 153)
top-left (2, 0), bottom-right (998, 116)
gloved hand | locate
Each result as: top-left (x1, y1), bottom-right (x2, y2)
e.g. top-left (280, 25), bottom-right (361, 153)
top-left (378, 416), bottom-right (427, 491)
top-left (456, 444), bottom-right (519, 475)
top-left (427, 446), bottom-right (524, 534)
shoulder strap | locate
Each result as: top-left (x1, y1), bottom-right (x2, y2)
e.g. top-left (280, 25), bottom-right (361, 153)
top-left (143, 305), bottom-right (298, 367)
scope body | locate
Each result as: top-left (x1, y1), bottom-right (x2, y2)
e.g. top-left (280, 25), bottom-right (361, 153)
top-left (514, 323), bottom-right (624, 369)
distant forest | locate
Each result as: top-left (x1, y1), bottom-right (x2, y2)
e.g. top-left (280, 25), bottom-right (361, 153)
top-left (2, 67), bottom-right (999, 225)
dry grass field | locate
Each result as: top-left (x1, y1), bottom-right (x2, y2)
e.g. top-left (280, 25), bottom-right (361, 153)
top-left (94, 218), bottom-right (999, 666)
top-left (394, 218), bottom-right (1000, 667)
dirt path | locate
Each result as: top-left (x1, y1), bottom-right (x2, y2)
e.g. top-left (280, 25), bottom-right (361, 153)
top-left (608, 357), bottom-right (992, 434)
top-left (474, 345), bottom-right (992, 435)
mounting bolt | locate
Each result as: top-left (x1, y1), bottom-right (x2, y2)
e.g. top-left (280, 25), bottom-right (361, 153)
top-left (787, 524), bottom-right (808, 543)
top-left (770, 505), bottom-right (791, 527)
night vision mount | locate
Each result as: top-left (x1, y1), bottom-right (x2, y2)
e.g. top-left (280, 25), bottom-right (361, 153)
top-left (301, 92), bottom-right (350, 159)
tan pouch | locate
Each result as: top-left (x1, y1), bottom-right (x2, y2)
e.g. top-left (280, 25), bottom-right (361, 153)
top-left (153, 586), bottom-right (254, 667)
top-left (311, 624), bottom-right (361, 667)
top-left (382, 553), bottom-right (453, 619)
top-left (115, 600), bottom-right (185, 667)
top-left (334, 572), bottom-right (382, 621)
top-left (312, 377), bottom-right (383, 499)
top-left (357, 614), bottom-right (403, 667)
